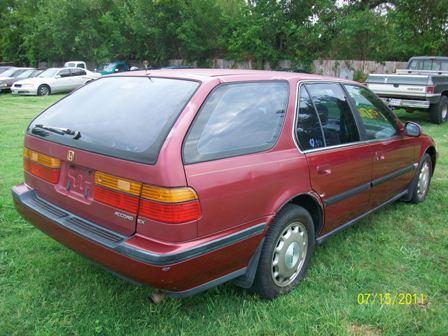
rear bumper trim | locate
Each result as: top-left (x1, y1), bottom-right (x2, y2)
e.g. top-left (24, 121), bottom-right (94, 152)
top-left (12, 187), bottom-right (266, 266)
top-left (381, 97), bottom-right (431, 109)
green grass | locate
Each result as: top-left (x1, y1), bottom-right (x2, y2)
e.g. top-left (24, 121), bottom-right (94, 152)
top-left (0, 94), bottom-right (447, 336)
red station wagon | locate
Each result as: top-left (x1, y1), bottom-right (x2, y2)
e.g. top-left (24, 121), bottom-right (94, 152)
top-left (12, 69), bottom-right (437, 299)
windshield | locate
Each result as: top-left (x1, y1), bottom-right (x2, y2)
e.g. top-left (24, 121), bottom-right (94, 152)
top-left (38, 69), bottom-right (60, 78)
top-left (0, 69), bottom-right (17, 77)
top-left (29, 77), bottom-right (199, 164)
top-left (66, 63), bottom-right (76, 67)
top-left (17, 70), bottom-right (34, 78)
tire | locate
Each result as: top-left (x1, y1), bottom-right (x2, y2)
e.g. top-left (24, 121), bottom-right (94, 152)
top-left (37, 84), bottom-right (51, 96)
top-left (408, 154), bottom-right (433, 203)
top-left (251, 204), bottom-right (315, 299)
top-left (429, 95), bottom-right (448, 124)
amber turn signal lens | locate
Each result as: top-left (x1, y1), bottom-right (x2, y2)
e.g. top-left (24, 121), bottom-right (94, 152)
top-left (141, 185), bottom-right (198, 203)
top-left (95, 171), bottom-right (142, 196)
top-left (23, 148), bottom-right (61, 168)
top-left (23, 148), bottom-right (61, 183)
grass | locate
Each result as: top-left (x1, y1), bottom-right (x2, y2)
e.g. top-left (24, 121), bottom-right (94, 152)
top-left (0, 93), bottom-right (447, 336)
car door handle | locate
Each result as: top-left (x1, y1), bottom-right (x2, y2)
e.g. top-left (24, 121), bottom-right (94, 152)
top-left (375, 152), bottom-right (386, 161)
top-left (317, 164), bottom-right (332, 175)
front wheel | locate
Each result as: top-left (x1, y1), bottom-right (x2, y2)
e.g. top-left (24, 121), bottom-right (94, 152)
top-left (409, 154), bottom-right (433, 203)
top-left (37, 84), bottom-right (51, 96)
top-left (429, 95), bottom-right (448, 124)
top-left (251, 204), bottom-right (315, 299)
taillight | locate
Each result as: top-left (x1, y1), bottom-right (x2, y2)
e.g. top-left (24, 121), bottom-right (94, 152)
top-left (23, 148), bottom-right (60, 183)
top-left (139, 185), bottom-right (201, 223)
top-left (93, 171), bottom-right (201, 223)
top-left (94, 171), bottom-right (142, 214)
top-left (426, 86), bottom-right (435, 94)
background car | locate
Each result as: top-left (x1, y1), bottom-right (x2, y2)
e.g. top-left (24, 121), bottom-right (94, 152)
top-left (64, 61), bottom-right (87, 69)
top-left (0, 66), bottom-right (14, 75)
top-left (11, 67), bottom-right (101, 96)
top-left (0, 69), bottom-right (42, 92)
top-left (0, 67), bottom-right (34, 81)
top-left (96, 61), bottom-right (129, 75)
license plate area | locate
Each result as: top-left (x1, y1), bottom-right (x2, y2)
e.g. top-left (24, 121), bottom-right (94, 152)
top-left (60, 164), bottom-right (94, 202)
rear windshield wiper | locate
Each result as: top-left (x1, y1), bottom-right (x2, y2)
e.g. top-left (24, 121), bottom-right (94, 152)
top-left (32, 124), bottom-right (81, 139)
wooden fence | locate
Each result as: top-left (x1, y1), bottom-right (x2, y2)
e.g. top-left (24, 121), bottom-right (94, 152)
top-left (38, 59), bottom-right (408, 80)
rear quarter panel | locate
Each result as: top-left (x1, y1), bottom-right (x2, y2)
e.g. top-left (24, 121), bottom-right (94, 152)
top-left (183, 78), bottom-right (313, 237)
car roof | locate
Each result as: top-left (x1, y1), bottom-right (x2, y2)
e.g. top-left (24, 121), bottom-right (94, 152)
top-left (110, 68), bottom-right (357, 84)
top-left (46, 67), bottom-right (85, 71)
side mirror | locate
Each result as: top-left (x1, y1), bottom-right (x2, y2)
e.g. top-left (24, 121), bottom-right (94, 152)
top-left (55, 75), bottom-right (61, 79)
top-left (404, 121), bottom-right (422, 137)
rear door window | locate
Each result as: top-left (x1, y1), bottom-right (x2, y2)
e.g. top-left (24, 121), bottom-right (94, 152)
top-left (29, 77), bottom-right (199, 164)
top-left (296, 86), bottom-right (325, 150)
top-left (305, 83), bottom-right (360, 147)
top-left (183, 82), bottom-right (289, 164)
top-left (58, 69), bottom-right (71, 77)
top-left (116, 64), bottom-right (126, 72)
top-left (71, 69), bottom-right (86, 76)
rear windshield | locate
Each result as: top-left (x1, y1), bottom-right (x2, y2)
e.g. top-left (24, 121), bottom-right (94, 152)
top-left (408, 59), bottom-right (448, 71)
top-left (29, 76), bottom-right (199, 164)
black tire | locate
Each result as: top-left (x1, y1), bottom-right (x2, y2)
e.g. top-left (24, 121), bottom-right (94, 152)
top-left (429, 95), bottom-right (448, 124)
top-left (408, 153), bottom-right (433, 203)
top-left (251, 204), bottom-right (315, 299)
top-left (37, 84), bottom-right (51, 96)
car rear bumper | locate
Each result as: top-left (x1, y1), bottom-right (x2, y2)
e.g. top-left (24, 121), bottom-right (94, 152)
top-left (12, 184), bottom-right (265, 296)
top-left (380, 97), bottom-right (431, 109)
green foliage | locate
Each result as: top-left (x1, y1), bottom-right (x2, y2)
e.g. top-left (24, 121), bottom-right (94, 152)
top-left (0, 0), bottom-right (447, 66)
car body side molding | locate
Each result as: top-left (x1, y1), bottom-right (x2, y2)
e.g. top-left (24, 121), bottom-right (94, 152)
top-left (317, 189), bottom-right (408, 244)
top-left (323, 163), bottom-right (417, 207)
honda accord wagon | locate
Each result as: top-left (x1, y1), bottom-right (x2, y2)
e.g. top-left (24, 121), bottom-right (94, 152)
top-left (12, 69), bottom-right (437, 299)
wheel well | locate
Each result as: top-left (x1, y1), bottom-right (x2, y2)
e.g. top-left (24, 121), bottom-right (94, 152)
top-left (288, 194), bottom-right (323, 235)
top-left (425, 146), bottom-right (437, 174)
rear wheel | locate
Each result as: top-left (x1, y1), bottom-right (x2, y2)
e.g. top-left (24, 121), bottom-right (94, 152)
top-left (37, 84), bottom-right (51, 96)
top-left (251, 204), bottom-right (315, 299)
top-left (429, 95), bottom-right (448, 124)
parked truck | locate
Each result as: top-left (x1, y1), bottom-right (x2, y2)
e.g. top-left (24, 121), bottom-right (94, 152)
top-left (366, 56), bottom-right (448, 124)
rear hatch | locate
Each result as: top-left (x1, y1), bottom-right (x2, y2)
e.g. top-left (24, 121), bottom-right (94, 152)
top-left (24, 76), bottom-right (199, 236)
top-left (366, 74), bottom-right (432, 99)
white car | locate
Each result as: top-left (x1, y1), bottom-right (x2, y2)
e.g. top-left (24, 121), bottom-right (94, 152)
top-left (11, 67), bottom-right (101, 96)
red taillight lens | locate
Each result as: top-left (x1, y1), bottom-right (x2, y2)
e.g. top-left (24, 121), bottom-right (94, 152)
top-left (426, 86), bottom-right (435, 94)
top-left (93, 185), bottom-right (139, 214)
top-left (23, 148), bottom-right (61, 183)
top-left (24, 159), bottom-right (60, 183)
top-left (139, 184), bottom-right (201, 223)
top-left (139, 199), bottom-right (201, 224)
